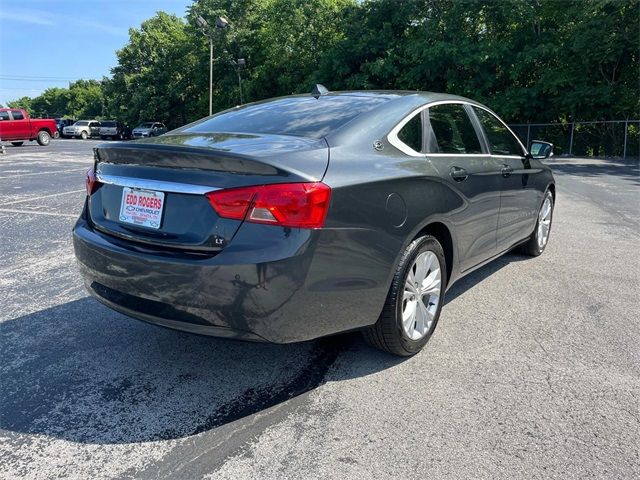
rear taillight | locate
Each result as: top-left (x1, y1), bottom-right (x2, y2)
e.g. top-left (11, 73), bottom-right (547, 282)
top-left (206, 182), bottom-right (331, 229)
top-left (85, 167), bottom-right (100, 195)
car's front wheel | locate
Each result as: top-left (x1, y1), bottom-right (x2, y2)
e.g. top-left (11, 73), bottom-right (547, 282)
top-left (36, 131), bottom-right (51, 146)
top-left (80, 131), bottom-right (88, 140)
top-left (520, 190), bottom-right (554, 256)
top-left (364, 235), bottom-right (446, 356)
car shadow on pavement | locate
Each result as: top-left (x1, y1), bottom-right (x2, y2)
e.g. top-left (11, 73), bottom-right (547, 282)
top-left (0, 298), bottom-right (369, 444)
top-left (0, 253), bottom-right (533, 445)
top-left (445, 251), bottom-right (531, 304)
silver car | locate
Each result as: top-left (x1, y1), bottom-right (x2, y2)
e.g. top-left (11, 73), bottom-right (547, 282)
top-left (132, 122), bottom-right (167, 138)
top-left (63, 120), bottom-right (100, 140)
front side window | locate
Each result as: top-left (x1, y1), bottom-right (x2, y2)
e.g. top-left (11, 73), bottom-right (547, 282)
top-left (0, 111), bottom-right (9, 121)
top-left (397, 112), bottom-right (423, 153)
top-left (473, 107), bottom-right (523, 156)
top-left (11, 110), bottom-right (24, 120)
top-left (426, 104), bottom-right (482, 154)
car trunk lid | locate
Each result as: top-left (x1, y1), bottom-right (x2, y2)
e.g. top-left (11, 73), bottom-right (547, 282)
top-left (88, 133), bottom-right (329, 252)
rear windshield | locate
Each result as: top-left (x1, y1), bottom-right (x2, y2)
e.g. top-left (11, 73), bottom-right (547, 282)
top-left (180, 95), bottom-right (390, 138)
top-left (74, 121), bottom-right (89, 126)
top-left (137, 122), bottom-right (154, 128)
top-left (101, 121), bottom-right (116, 127)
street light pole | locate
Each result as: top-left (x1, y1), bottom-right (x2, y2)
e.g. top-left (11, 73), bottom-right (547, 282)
top-left (209, 36), bottom-right (213, 115)
top-left (196, 15), bottom-right (230, 117)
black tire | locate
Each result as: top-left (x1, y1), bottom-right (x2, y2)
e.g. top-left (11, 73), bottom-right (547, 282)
top-left (363, 235), bottom-right (447, 356)
top-left (80, 131), bottom-right (88, 140)
top-left (11, 141), bottom-right (24, 147)
top-left (520, 190), bottom-right (554, 257)
top-left (36, 131), bottom-right (51, 146)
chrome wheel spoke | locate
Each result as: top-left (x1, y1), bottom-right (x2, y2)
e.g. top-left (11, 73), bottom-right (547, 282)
top-left (421, 270), bottom-right (441, 296)
top-left (415, 299), bottom-right (429, 334)
top-left (413, 257), bottom-right (428, 285)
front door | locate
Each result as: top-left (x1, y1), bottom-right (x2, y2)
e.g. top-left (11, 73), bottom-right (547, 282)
top-left (424, 103), bottom-right (503, 272)
top-left (9, 110), bottom-right (29, 139)
top-left (471, 107), bottom-right (542, 251)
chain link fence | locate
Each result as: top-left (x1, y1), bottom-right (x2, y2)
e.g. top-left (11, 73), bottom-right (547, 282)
top-left (509, 120), bottom-right (640, 160)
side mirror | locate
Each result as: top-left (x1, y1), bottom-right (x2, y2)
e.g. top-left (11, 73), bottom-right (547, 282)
top-left (530, 140), bottom-right (554, 159)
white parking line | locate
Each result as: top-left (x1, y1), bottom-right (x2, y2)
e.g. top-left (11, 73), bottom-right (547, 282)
top-left (0, 208), bottom-right (78, 218)
top-left (0, 189), bottom-right (85, 206)
top-left (0, 167), bottom-right (86, 180)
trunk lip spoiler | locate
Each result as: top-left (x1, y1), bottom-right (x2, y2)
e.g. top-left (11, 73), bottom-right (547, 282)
top-left (95, 172), bottom-right (220, 195)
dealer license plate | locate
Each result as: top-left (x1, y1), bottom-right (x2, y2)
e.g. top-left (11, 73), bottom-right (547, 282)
top-left (119, 187), bottom-right (165, 229)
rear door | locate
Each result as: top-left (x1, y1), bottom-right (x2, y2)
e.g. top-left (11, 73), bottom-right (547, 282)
top-left (471, 107), bottom-right (542, 251)
top-left (424, 103), bottom-right (503, 271)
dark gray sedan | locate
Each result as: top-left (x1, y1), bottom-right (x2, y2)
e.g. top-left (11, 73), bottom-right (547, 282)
top-left (73, 89), bottom-right (555, 356)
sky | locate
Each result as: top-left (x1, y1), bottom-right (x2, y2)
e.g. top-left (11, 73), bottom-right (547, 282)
top-left (0, 0), bottom-right (192, 104)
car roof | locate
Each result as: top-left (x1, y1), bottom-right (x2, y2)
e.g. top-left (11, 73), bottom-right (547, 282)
top-left (285, 90), bottom-right (480, 104)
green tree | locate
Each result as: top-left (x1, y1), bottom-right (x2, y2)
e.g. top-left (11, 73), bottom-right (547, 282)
top-left (104, 12), bottom-right (198, 128)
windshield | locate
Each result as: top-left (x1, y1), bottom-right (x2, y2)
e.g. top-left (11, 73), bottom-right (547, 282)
top-left (101, 121), bottom-right (116, 127)
top-left (179, 95), bottom-right (390, 138)
top-left (136, 123), bottom-right (154, 129)
top-left (74, 121), bottom-right (89, 126)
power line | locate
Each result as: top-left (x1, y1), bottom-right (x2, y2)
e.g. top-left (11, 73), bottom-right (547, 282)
top-left (0, 74), bottom-right (81, 81)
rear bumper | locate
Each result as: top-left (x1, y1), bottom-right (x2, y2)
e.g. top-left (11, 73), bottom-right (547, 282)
top-left (72, 210), bottom-right (393, 343)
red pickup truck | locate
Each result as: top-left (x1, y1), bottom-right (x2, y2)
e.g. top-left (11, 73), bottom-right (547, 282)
top-left (0, 108), bottom-right (58, 146)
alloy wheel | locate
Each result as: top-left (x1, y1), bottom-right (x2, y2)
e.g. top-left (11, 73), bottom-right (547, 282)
top-left (537, 196), bottom-right (552, 249)
top-left (402, 251), bottom-right (442, 340)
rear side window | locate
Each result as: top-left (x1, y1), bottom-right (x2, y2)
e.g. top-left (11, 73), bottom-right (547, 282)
top-left (181, 96), bottom-right (389, 138)
top-left (11, 110), bottom-right (24, 120)
top-left (397, 113), bottom-right (423, 153)
top-left (0, 111), bottom-right (9, 121)
top-left (426, 104), bottom-right (482, 154)
top-left (473, 107), bottom-right (524, 156)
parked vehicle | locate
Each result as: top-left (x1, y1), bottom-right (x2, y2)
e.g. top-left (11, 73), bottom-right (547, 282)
top-left (132, 122), bottom-right (167, 138)
top-left (56, 118), bottom-right (76, 138)
top-left (0, 108), bottom-right (57, 146)
top-left (63, 120), bottom-right (101, 139)
top-left (99, 121), bottom-right (131, 140)
top-left (73, 89), bottom-right (555, 356)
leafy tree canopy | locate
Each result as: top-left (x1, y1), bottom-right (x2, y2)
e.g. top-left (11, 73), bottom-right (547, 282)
top-left (9, 0), bottom-right (639, 126)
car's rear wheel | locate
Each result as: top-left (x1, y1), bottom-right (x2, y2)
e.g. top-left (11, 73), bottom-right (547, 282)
top-left (81, 131), bottom-right (88, 140)
top-left (363, 235), bottom-right (446, 356)
top-left (11, 141), bottom-right (24, 147)
top-left (36, 131), bottom-right (51, 146)
top-left (520, 190), bottom-right (554, 256)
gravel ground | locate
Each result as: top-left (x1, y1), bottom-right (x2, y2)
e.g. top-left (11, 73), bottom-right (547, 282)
top-left (0, 139), bottom-right (638, 479)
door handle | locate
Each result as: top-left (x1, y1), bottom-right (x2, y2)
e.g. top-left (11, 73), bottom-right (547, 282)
top-left (450, 166), bottom-right (468, 182)
top-left (501, 164), bottom-right (514, 177)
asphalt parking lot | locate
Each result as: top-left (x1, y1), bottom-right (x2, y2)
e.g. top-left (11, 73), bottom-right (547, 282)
top-left (0, 139), bottom-right (638, 479)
